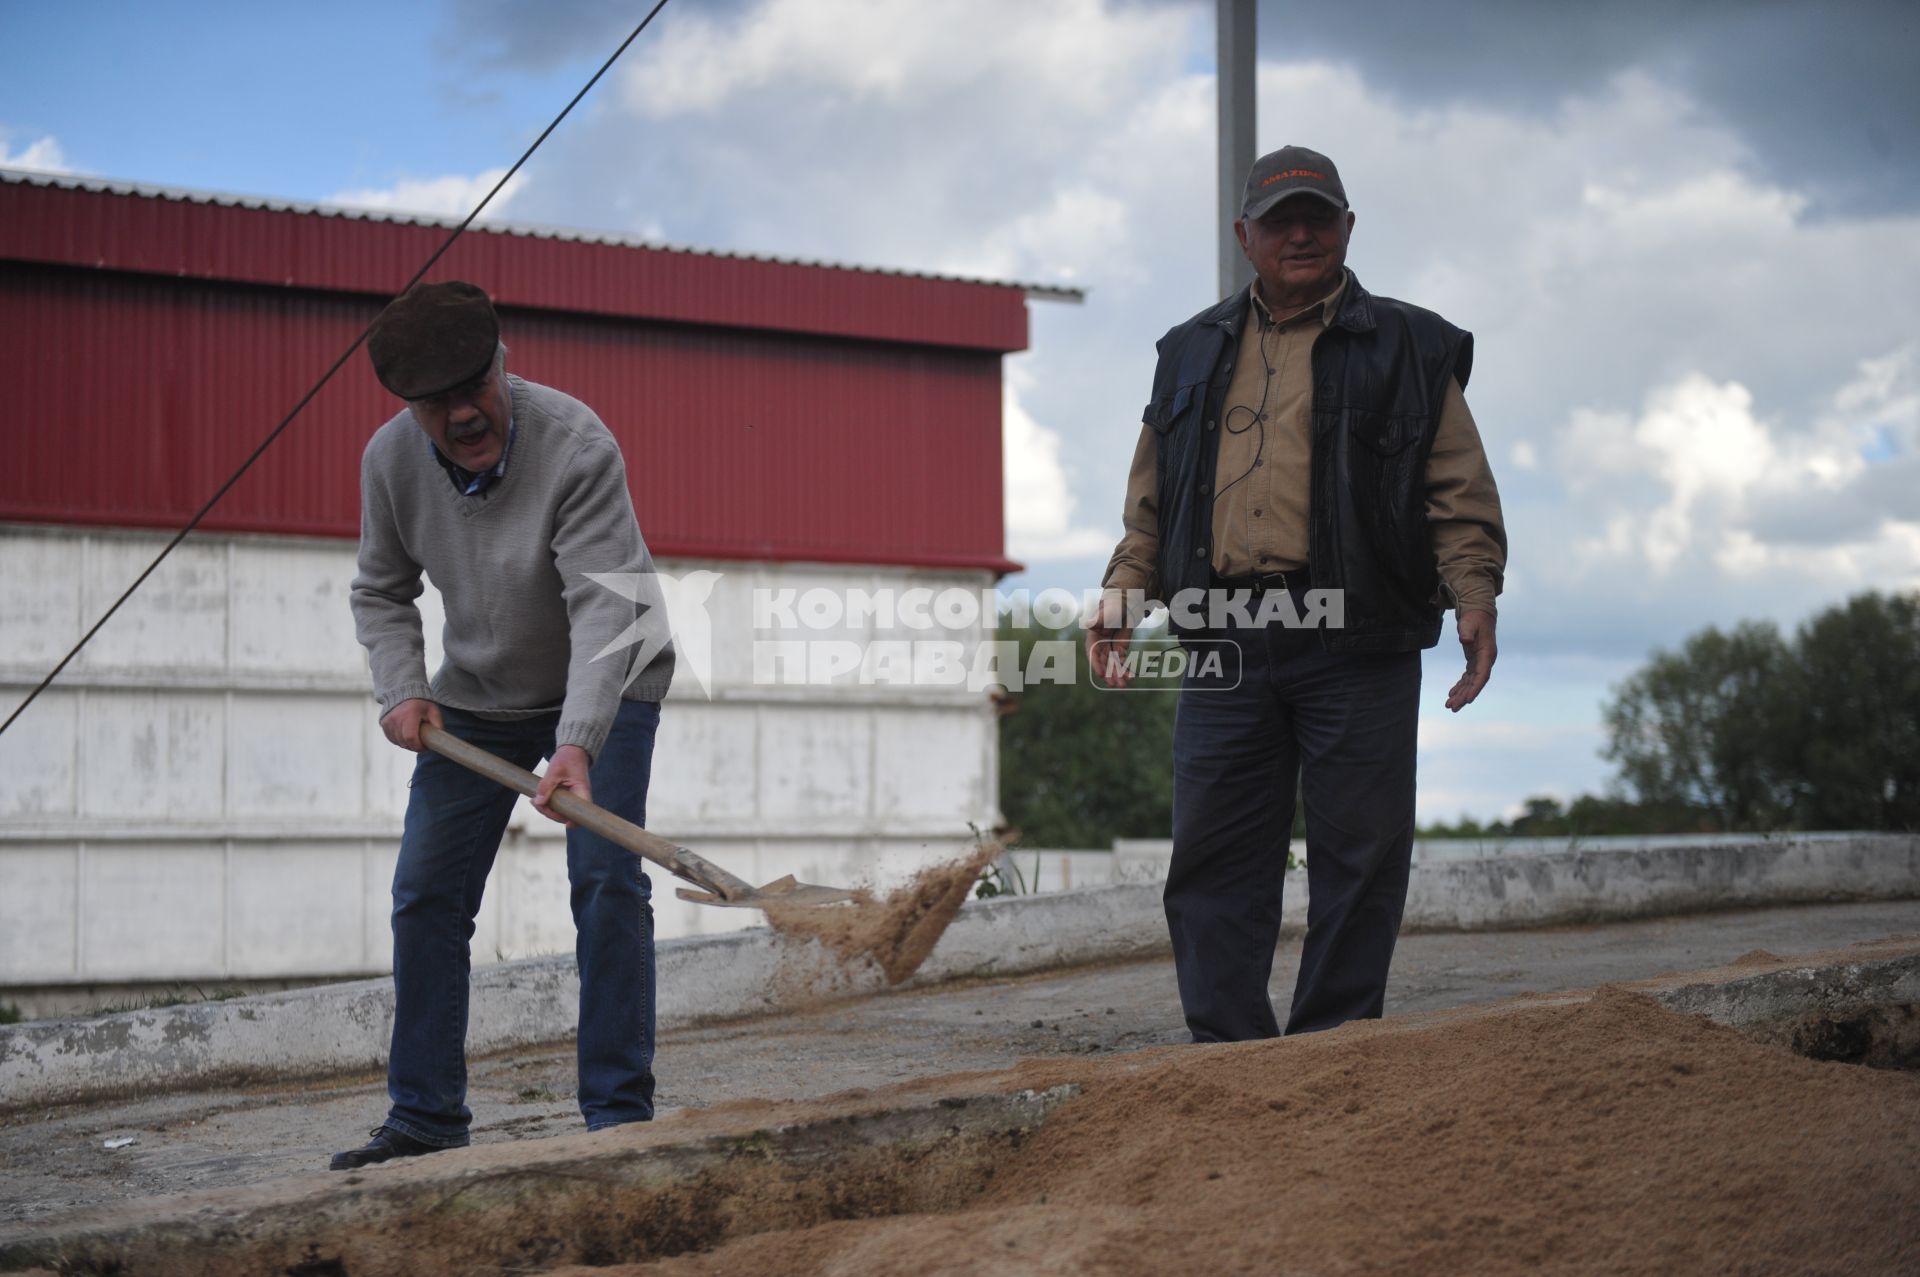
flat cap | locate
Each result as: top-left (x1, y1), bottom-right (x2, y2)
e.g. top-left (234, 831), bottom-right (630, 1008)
top-left (367, 280), bottom-right (500, 400)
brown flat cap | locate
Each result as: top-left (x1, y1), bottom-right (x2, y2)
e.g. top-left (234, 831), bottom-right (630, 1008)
top-left (367, 280), bottom-right (500, 399)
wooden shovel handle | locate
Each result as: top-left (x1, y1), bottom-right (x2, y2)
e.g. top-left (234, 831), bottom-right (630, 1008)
top-left (419, 722), bottom-right (754, 903)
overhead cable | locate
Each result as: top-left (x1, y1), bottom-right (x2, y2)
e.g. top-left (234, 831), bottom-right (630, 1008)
top-left (1, 0), bottom-right (674, 737)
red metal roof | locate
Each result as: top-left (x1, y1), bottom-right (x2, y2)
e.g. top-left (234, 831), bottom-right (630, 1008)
top-left (0, 172), bottom-right (1038, 574)
top-left (0, 171), bottom-right (1050, 354)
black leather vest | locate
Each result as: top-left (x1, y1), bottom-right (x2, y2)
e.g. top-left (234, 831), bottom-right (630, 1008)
top-left (1145, 271), bottom-right (1473, 652)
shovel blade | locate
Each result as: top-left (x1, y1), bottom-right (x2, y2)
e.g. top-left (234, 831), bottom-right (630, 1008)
top-left (675, 873), bottom-right (860, 910)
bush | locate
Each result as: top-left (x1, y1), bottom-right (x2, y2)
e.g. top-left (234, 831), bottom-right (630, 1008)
top-left (997, 621), bottom-right (1177, 847)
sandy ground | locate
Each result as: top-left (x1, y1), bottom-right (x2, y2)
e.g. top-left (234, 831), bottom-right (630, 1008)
top-left (589, 982), bottom-right (1919, 1277)
top-left (2, 899), bottom-right (1916, 1235)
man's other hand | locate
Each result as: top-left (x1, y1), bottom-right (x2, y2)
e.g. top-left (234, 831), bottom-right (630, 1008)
top-left (380, 698), bottom-right (443, 752)
top-left (1445, 609), bottom-right (1497, 712)
top-left (1085, 589), bottom-right (1138, 689)
top-left (533, 744), bottom-right (592, 825)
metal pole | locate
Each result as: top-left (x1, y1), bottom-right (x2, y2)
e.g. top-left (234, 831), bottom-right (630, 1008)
top-left (1217, 0), bottom-right (1257, 300)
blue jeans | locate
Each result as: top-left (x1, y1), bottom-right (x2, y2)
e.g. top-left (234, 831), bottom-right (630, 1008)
top-left (384, 698), bottom-right (661, 1146)
top-left (1165, 616), bottom-right (1421, 1042)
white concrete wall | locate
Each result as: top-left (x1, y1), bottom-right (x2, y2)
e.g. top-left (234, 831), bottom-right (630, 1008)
top-left (0, 525), bottom-right (1001, 989)
top-left (987, 834), bottom-right (1895, 900)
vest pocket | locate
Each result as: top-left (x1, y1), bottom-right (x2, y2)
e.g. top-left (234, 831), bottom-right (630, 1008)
top-left (1345, 409), bottom-right (1421, 455)
top-left (1144, 382), bottom-right (1201, 436)
top-left (1340, 410), bottom-right (1431, 604)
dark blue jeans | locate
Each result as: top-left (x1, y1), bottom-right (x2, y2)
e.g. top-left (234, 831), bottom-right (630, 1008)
top-left (385, 698), bottom-right (661, 1146)
top-left (1165, 617), bottom-right (1421, 1042)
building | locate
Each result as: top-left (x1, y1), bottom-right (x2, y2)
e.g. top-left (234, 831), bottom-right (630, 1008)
top-left (0, 169), bottom-right (1073, 1010)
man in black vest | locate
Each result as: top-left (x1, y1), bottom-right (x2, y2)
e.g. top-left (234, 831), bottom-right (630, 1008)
top-left (1088, 145), bottom-right (1507, 1041)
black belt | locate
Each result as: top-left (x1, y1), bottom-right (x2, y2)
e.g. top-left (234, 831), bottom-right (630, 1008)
top-left (1211, 569), bottom-right (1310, 593)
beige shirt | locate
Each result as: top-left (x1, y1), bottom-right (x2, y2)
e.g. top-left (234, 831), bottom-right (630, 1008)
top-left (1102, 274), bottom-right (1506, 614)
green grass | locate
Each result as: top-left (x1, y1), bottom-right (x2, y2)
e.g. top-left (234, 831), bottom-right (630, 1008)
top-left (93, 985), bottom-right (251, 1015)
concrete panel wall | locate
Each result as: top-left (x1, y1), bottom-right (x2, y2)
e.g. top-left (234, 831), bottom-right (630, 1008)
top-left (0, 845), bottom-right (75, 976)
top-left (0, 526), bottom-right (1001, 991)
top-left (81, 843), bottom-right (228, 980)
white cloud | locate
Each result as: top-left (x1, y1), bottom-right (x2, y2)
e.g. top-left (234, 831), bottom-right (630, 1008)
top-left (327, 167), bottom-right (526, 219)
top-left (621, 0), bottom-right (1183, 120)
top-left (945, 185), bottom-right (1133, 286)
top-left (1003, 373), bottom-right (1114, 563)
top-left (1556, 407), bottom-right (1639, 485)
top-left (1833, 346), bottom-right (1920, 454)
top-left (524, 0), bottom-right (1206, 293)
top-left (1, 132), bottom-right (76, 174)
top-left (1555, 351), bottom-right (1920, 585)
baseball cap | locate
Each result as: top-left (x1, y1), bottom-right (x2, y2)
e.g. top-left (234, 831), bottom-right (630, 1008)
top-left (1241, 145), bottom-right (1348, 220)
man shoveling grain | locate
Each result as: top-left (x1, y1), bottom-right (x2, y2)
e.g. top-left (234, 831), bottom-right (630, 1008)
top-left (334, 281), bottom-right (675, 1170)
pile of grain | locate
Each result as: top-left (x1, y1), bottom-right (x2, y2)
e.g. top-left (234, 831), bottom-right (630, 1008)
top-left (588, 986), bottom-right (1920, 1275)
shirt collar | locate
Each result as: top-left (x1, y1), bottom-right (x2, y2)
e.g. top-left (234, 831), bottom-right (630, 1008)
top-left (428, 416), bottom-right (516, 497)
top-left (1249, 269), bottom-right (1348, 330)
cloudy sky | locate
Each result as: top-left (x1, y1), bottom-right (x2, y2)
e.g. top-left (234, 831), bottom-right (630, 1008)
top-left (4, 0), bottom-right (1916, 822)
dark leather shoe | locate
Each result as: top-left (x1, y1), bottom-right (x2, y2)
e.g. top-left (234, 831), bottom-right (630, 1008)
top-left (328, 1125), bottom-right (445, 1171)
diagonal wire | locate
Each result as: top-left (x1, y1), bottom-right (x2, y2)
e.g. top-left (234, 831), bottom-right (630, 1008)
top-left (1, 0), bottom-right (673, 737)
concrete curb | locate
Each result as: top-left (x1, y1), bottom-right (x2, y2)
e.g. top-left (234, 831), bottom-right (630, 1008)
top-left (0, 1084), bottom-right (1085, 1275)
top-left (1657, 949), bottom-right (1920, 1034)
top-left (2, 834), bottom-right (1914, 1112)
top-left (1400, 833), bottom-right (1920, 929)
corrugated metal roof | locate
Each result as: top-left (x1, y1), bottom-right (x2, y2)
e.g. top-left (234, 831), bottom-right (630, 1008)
top-left (0, 167), bottom-right (1086, 302)
top-left (0, 168), bottom-right (1082, 357)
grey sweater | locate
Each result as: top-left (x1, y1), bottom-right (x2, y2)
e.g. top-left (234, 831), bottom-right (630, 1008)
top-left (350, 376), bottom-right (674, 761)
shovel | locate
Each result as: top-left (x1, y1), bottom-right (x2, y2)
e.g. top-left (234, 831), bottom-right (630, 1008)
top-left (420, 723), bottom-right (857, 910)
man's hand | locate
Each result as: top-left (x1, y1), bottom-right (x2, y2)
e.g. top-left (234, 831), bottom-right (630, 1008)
top-left (1445, 609), bottom-right (1497, 712)
top-left (380, 698), bottom-right (443, 752)
top-left (533, 744), bottom-right (593, 826)
top-left (1085, 589), bottom-right (1138, 689)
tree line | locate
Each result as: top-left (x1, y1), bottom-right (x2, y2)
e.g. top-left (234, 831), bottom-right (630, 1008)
top-left (998, 590), bottom-right (1920, 847)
